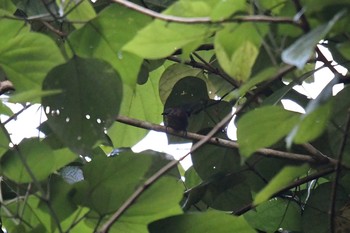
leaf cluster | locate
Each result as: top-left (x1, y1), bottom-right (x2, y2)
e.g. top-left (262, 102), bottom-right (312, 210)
top-left (0, 0), bottom-right (350, 232)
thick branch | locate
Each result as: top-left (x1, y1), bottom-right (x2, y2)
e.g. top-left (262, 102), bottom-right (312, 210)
top-left (112, 0), bottom-right (298, 25)
top-left (115, 115), bottom-right (337, 165)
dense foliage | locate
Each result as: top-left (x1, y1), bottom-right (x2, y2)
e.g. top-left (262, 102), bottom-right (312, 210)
top-left (0, 0), bottom-right (350, 232)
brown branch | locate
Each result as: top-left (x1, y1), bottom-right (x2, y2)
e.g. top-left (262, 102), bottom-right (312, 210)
top-left (111, 0), bottom-right (298, 25)
top-left (115, 115), bottom-right (337, 165)
top-left (234, 166), bottom-right (336, 215)
top-left (40, 21), bottom-right (67, 37)
top-left (167, 55), bottom-right (239, 88)
top-left (99, 109), bottom-right (237, 232)
top-left (330, 109), bottom-right (350, 233)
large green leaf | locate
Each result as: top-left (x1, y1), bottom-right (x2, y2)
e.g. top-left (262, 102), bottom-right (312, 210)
top-left (281, 10), bottom-right (345, 68)
top-left (327, 85), bottom-right (350, 166)
top-left (38, 176), bottom-right (77, 228)
top-left (73, 150), bottom-right (181, 218)
top-left (159, 63), bottom-right (203, 104)
top-left (0, 124), bottom-right (10, 157)
top-left (69, 4), bottom-right (151, 86)
top-left (0, 138), bottom-right (75, 183)
top-left (237, 106), bottom-right (300, 157)
top-left (192, 132), bottom-right (240, 180)
top-left (302, 183), bottom-right (349, 233)
top-left (286, 78), bottom-right (336, 147)
top-left (201, 172), bottom-right (252, 211)
top-left (245, 198), bottom-right (301, 232)
top-left (0, 0), bottom-right (16, 12)
top-left (254, 164), bottom-right (309, 205)
top-left (149, 212), bottom-right (256, 233)
top-left (292, 100), bottom-right (333, 144)
top-left (110, 177), bottom-right (184, 233)
top-left (123, 1), bottom-right (214, 59)
top-left (215, 23), bottom-right (267, 82)
top-left (1, 195), bottom-right (43, 232)
top-left (73, 154), bottom-right (152, 215)
top-left (62, 0), bottom-right (96, 28)
top-left (0, 18), bottom-right (64, 92)
top-left (210, 0), bottom-right (246, 21)
top-left (42, 56), bottom-right (122, 154)
top-left (108, 64), bottom-right (164, 147)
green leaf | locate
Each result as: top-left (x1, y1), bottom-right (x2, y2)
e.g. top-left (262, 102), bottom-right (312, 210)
top-left (159, 63), bottom-right (203, 104)
top-left (210, 0), bottom-right (246, 21)
top-left (73, 150), bottom-right (181, 218)
top-left (237, 106), bottom-right (300, 157)
top-left (215, 23), bottom-right (267, 82)
top-left (149, 212), bottom-right (256, 233)
top-left (233, 67), bottom-right (279, 98)
top-left (302, 182), bottom-right (349, 233)
top-left (254, 164), bottom-right (309, 205)
top-left (0, 124), bottom-right (9, 157)
top-left (337, 41), bottom-right (350, 60)
top-left (0, 20), bottom-right (64, 92)
top-left (69, 4), bottom-right (151, 86)
top-left (51, 148), bottom-right (78, 172)
top-left (1, 195), bottom-right (44, 232)
top-left (245, 198), bottom-right (301, 232)
top-left (38, 175), bottom-right (77, 224)
top-left (62, 0), bottom-right (96, 28)
top-left (42, 56), bottom-right (122, 154)
top-left (110, 177), bottom-right (184, 233)
top-left (1, 138), bottom-right (57, 183)
top-left (292, 100), bottom-right (333, 144)
top-left (123, 1), bottom-right (214, 59)
top-left (192, 132), bottom-right (240, 180)
top-left (201, 172), bottom-right (252, 211)
top-left (9, 89), bottom-right (62, 103)
top-left (282, 10), bottom-right (346, 69)
top-left (108, 64), bottom-right (164, 147)
top-left (73, 154), bottom-right (152, 215)
top-left (124, 22), bottom-right (211, 59)
top-left (286, 78), bottom-right (336, 147)
top-left (0, 0), bottom-right (16, 13)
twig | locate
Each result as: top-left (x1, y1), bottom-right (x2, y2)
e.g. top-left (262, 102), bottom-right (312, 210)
top-left (111, 0), bottom-right (298, 25)
top-left (40, 21), bottom-right (67, 37)
top-left (329, 109), bottom-right (350, 233)
top-left (99, 108), bottom-right (238, 232)
top-left (115, 115), bottom-right (338, 165)
top-left (233, 166), bottom-right (336, 215)
top-left (292, 0), bottom-right (343, 77)
top-left (3, 104), bottom-right (32, 125)
top-left (167, 55), bottom-right (239, 88)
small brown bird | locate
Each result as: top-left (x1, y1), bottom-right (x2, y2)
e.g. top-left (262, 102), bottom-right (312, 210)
top-left (162, 107), bottom-right (190, 131)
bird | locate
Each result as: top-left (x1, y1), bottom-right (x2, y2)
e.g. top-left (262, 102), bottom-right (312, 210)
top-left (162, 107), bottom-right (190, 131)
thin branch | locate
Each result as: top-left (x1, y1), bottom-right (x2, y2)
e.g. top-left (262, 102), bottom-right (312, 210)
top-left (292, 0), bottom-right (343, 78)
top-left (234, 166), bottom-right (336, 215)
top-left (99, 108), bottom-right (238, 232)
top-left (292, 0), bottom-right (310, 32)
top-left (115, 115), bottom-right (338, 165)
top-left (167, 55), bottom-right (239, 88)
top-left (330, 109), bottom-right (350, 233)
top-left (111, 0), bottom-right (298, 25)
top-left (40, 21), bottom-right (67, 37)
top-left (3, 104), bottom-right (32, 125)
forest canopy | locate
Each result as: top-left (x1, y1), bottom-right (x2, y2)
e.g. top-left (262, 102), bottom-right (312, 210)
top-left (0, 0), bottom-right (350, 232)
